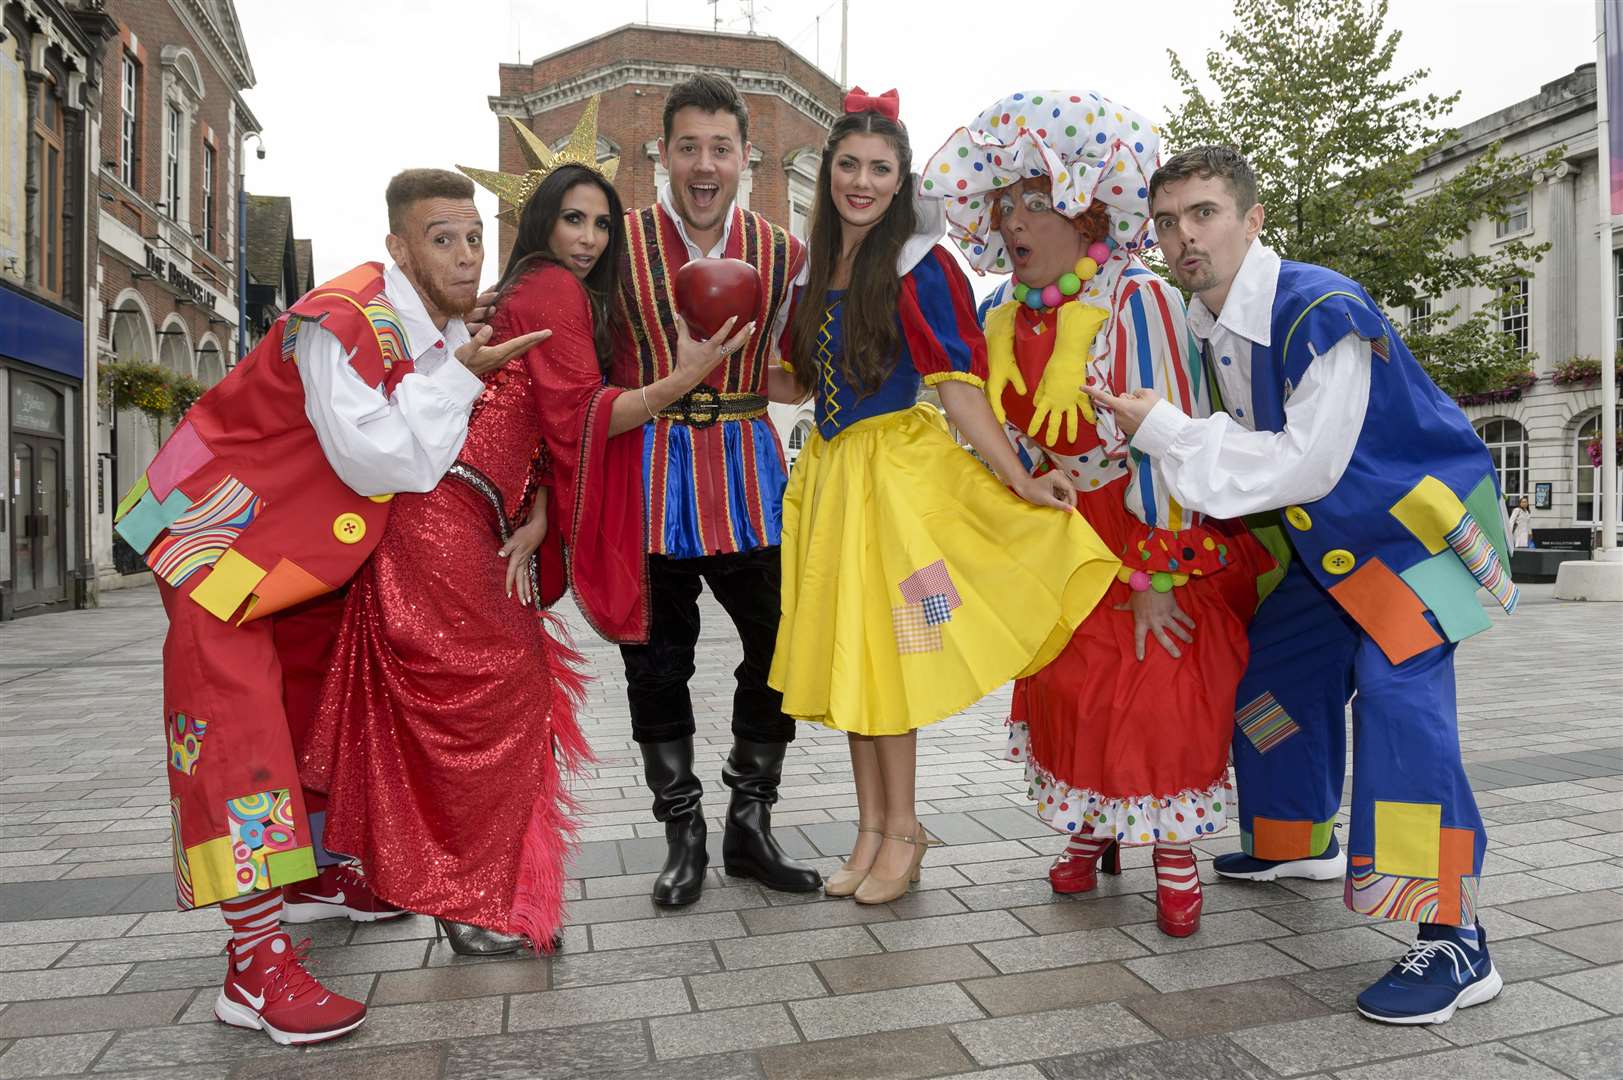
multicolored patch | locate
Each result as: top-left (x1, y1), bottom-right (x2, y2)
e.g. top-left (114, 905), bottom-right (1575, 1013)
top-left (1244, 815), bottom-right (1337, 861)
top-left (1346, 867), bottom-right (1479, 927)
top-left (892, 604), bottom-right (944, 654)
top-left (280, 314), bottom-right (304, 363)
top-left (1235, 690), bottom-right (1300, 753)
top-left (364, 298), bottom-right (409, 371)
top-left (166, 713), bottom-right (207, 775)
top-left (227, 789), bottom-right (301, 894)
top-left (1445, 512), bottom-right (1518, 614)
top-left (170, 798), bottom-right (192, 908)
top-left (146, 475), bottom-right (263, 586)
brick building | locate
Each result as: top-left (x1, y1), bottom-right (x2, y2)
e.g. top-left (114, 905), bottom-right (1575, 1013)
top-left (1, 0), bottom-right (114, 616)
top-left (91, 0), bottom-right (256, 586)
top-left (486, 23), bottom-right (842, 459)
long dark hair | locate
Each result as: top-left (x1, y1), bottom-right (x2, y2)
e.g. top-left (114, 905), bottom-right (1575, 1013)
top-left (788, 111), bottom-right (917, 397)
top-left (497, 164), bottom-right (626, 371)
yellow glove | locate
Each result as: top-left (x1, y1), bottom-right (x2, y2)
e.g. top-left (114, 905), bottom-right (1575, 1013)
top-left (982, 301), bottom-right (1026, 427)
top-left (1027, 302), bottom-right (1109, 445)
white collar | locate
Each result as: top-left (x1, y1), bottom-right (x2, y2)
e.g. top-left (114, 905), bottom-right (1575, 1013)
top-left (898, 184), bottom-right (947, 275)
top-left (1187, 240), bottom-right (1280, 347)
top-left (383, 262), bottom-right (465, 359)
top-left (657, 183), bottom-right (737, 259)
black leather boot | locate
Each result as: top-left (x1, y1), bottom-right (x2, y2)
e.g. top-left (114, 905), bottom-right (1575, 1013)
top-left (722, 739), bottom-right (822, 892)
top-left (640, 738), bottom-right (707, 907)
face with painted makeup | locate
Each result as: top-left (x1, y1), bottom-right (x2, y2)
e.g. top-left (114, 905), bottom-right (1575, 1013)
top-left (995, 178), bottom-right (1089, 291)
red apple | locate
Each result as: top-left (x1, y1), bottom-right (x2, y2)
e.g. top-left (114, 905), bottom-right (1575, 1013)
top-left (674, 258), bottom-right (761, 341)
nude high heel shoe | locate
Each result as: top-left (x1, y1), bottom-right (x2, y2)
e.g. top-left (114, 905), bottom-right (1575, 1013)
top-left (853, 826), bottom-right (939, 905)
top-left (825, 825), bottom-right (883, 897)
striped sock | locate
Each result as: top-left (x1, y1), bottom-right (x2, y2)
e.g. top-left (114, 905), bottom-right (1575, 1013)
top-left (220, 891), bottom-right (284, 970)
top-left (1154, 842), bottom-right (1199, 892)
top-left (1060, 833), bottom-right (1112, 862)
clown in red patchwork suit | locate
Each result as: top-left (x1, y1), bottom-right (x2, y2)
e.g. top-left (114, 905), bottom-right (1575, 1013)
top-left (114, 169), bottom-right (542, 1046)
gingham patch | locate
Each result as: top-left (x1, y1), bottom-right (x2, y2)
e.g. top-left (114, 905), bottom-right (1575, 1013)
top-left (893, 604), bottom-right (944, 654)
top-left (900, 560), bottom-right (962, 609)
top-left (922, 594), bottom-right (954, 626)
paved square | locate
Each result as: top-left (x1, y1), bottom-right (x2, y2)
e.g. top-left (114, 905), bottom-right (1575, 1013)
top-left (0, 583), bottom-right (1618, 1079)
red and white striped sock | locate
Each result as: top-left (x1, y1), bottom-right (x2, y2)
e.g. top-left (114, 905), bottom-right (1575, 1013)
top-left (1060, 833), bottom-right (1113, 862)
top-left (220, 891), bottom-right (283, 970)
top-left (1154, 842), bottom-right (1199, 892)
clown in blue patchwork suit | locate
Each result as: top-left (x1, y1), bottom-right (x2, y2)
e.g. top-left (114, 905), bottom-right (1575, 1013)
top-left (1089, 146), bottom-right (1515, 1026)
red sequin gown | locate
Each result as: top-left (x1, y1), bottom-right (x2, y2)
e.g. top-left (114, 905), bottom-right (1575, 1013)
top-left (301, 264), bottom-right (613, 944)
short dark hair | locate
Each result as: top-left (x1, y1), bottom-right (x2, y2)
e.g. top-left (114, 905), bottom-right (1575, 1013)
top-left (385, 168), bottom-right (475, 232)
top-left (662, 73), bottom-right (749, 144)
top-left (1150, 145), bottom-right (1258, 213)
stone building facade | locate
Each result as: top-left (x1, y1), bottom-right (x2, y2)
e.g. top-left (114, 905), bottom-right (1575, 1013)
top-left (90, 0), bottom-right (256, 587)
top-left (486, 23), bottom-right (844, 464)
top-left (1409, 63), bottom-right (1621, 537)
top-left (0, 0), bottom-right (113, 616)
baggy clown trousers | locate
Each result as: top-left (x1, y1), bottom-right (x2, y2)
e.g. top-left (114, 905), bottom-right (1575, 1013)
top-left (1230, 560), bottom-right (1486, 927)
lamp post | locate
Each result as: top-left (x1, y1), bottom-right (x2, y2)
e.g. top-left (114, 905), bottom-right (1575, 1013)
top-left (237, 132), bottom-right (264, 364)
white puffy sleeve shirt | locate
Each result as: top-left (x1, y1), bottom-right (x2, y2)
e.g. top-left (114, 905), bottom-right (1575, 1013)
top-left (293, 263), bottom-right (484, 498)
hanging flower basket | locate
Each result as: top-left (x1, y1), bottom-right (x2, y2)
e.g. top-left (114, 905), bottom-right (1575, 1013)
top-left (1454, 370), bottom-right (1537, 406)
top-left (99, 360), bottom-right (204, 427)
top-left (1587, 434), bottom-right (1623, 468)
top-left (1552, 356), bottom-right (1623, 387)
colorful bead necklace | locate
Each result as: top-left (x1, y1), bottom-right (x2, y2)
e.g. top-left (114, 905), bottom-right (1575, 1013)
top-left (1011, 241), bottom-right (1112, 313)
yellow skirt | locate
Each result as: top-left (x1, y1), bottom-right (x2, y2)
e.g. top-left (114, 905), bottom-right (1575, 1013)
top-left (769, 403), bottom-right (1118, 736)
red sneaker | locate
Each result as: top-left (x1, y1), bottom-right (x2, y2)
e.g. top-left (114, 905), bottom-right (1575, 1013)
top-left (1153, 844), bottom-right (1202, 938)
top-left (282, 862), bottom-right (405, 924)
top-left (214, 933), bottom-right (365, 1045)
top-left (1047, 838), bottom-right (1120, 894)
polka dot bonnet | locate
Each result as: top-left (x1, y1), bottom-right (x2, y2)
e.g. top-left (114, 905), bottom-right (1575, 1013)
top-left (920, 90), bottom-right (1163, 274)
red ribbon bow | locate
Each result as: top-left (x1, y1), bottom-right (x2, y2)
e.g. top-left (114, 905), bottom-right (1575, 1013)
top-left (842, 86), bottom-right (900, 120)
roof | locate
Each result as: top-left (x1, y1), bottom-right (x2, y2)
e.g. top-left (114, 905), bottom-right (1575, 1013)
top-left (293, 240), bottom-right (314, 294)
top-left (244, 194), bottom-right (293, 290)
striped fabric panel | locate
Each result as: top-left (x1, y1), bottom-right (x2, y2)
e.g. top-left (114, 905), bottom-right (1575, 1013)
top-left (1235, 690), bottom-right (1301, 754)
top-left (1444, 513), bottom-right (1518, 614)
top-left (147, 475), bottom-right (262, 586)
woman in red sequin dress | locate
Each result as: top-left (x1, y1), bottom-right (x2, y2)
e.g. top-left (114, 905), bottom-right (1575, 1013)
top-left (302, 155), bottom-right (752, 953)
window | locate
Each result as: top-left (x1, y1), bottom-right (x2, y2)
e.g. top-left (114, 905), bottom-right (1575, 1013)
top-left (1495, 190), bottom-right (1530, 238)
top-left (1474, 418), bottom-right (1527, 506)
top-left (790, 199), bottom-right (812, 242)
top-left (1408, 296), bottom-right (1434, 337)
top-left (163, 104), bottom-right (181, 219)
top-left (202, 143), bottom-right (215, 250)
top-left (1500, 278), bottom-right (1529, 357)
top-left (1575, 408), bottom-right (1622, 525)
top-left (786, 418), bottom-right (813, 465)
top-left (31, 81), bottom-right (63, 297)
top-left (120, 55), bottom-right (138, 189)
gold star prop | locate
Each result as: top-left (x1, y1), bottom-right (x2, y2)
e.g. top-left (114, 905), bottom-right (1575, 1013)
top-left (458, 95), bottom-right (621, 224)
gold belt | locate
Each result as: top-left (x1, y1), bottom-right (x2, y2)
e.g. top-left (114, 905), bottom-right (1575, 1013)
top-left (656, 387), bottom-right (769, 428)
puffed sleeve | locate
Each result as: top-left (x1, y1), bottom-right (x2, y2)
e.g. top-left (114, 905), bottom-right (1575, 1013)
top-left (494, 263), bottom-right (649, 643)
top-left (897, 245), bottom-right (989, 387)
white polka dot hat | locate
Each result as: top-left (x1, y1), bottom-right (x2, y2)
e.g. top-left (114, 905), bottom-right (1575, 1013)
top-left (920, 90), bottom-right (1162, 274)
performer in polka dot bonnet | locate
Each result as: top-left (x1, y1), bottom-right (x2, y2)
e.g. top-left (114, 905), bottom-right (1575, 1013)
top-left (923, 92), bottom-right (1273, 939)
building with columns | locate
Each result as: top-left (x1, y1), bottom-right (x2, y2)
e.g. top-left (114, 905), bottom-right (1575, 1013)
top-left (486, 23), bottom-right (842, 464)
top-left (1, 0), bottom-right (115, 617)
top-left (1408, 63), bottom-right (1620, 537)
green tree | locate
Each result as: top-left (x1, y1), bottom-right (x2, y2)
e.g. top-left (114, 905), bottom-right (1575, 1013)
top-left (1164, 0), bottom-right (1560, 398)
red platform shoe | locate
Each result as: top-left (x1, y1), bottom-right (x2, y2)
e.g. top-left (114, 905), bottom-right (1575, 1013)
top-left (1153, 842), bottom-right (1202, 937)
top-left (1048, 835), bottom-right (1121, 894)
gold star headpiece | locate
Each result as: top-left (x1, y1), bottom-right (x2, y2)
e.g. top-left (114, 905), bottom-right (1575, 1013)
top-left (458, 96), bottom-right (621, 224)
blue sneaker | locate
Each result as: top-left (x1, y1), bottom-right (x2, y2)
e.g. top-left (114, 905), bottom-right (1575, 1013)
top-left (1213, 830), bottom-right (1346, 882)
top-left (1357, 922), bottom-right (1503, 1024)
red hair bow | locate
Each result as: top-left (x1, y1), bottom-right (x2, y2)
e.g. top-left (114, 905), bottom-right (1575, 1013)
top-left (843, 86), bottom-right (900, 120)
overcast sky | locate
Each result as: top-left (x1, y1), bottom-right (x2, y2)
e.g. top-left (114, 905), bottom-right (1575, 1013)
top-left (234, 0), bottom-right (1596, 285)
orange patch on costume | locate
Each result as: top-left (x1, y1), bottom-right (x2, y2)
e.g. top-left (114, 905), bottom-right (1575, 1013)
top-left (1435, 826), bottom-right (1476, 926)
top-left (1327, 557), bottom-right (1442, 665)
top-left (1251, 817), bottom-right (1313, 861)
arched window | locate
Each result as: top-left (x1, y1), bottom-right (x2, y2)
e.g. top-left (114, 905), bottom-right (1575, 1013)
top-left (1474, 418), bottom-right (1527, 509)
top-left (1575, 407), bottom-right (1623, 525)
top-left (786, 418), bottom-right (813, 466)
